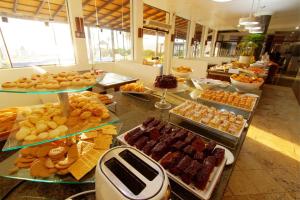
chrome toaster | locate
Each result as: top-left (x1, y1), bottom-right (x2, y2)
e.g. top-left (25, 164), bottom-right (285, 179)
top-left (95, 146), bottom-right (171, 200)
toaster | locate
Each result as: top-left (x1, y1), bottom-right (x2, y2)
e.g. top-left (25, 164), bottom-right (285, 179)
top-left (95, 146), bottom-right (171, 200)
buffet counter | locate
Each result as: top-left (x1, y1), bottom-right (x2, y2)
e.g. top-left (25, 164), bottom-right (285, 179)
top-left (0, 87), bottom-right (261, 199)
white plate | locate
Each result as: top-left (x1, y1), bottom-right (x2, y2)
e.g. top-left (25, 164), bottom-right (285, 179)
top-left (117, 125), bottom-right (227, 200)
top-left (216, 145), bottom-right (234, 165)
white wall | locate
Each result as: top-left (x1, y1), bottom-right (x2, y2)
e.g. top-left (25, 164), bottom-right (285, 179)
top-left (172, 58), bottom-right (208, 79)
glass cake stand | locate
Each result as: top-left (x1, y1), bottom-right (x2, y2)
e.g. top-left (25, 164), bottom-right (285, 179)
top-left (152, 83), bottom-right (188, 110)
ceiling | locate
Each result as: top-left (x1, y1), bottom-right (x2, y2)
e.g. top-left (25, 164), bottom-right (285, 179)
top-left (144, 0), bottom-right (300, 32)
top-left (0, 0), bottom-right (299, 33)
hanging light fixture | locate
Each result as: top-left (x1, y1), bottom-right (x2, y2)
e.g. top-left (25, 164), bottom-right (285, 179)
top-left (245, 24), bottom-right (261, 30)
top-left (239, 0), bottom-right (259, 25)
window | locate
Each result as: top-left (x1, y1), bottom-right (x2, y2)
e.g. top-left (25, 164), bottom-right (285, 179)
top-left (0, 1), bottom-right (75, 68)
top-left (192, 23), bottom-right (202, 58)
top-left (83, 0), bottom-right (131, 63)
top-left (0, 30), bottom-right (11, 68)
top-left (173, 16), bottom-right (189, 58)
top-left (143, 4), bottom-right (168, 66)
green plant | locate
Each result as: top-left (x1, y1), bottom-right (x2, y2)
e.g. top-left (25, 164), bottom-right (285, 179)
top-left (238, 34), bottom-right (265, 56)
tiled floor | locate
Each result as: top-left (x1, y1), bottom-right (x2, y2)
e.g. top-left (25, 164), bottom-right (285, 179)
top-left (223, 85), bottom-right (300, 200)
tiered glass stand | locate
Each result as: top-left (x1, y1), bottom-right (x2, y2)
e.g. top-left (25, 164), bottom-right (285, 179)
top-left (0, 82), bottom-right (121, 183)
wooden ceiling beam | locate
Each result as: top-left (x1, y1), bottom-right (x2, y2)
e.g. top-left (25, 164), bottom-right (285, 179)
top-left (148, 14), bottom-right (166, 22)
top-left (13, 0), bottom-right (18, 13)
top-left (143, 9), bottom-right (163, 20)
top-left (35, 0), bottom-right (46, 15)
top-left (82, 0), bottom-right (91, 6)
top-left (91, 2), bottom-right (130, 26)
top-left (84, 0), bottom-right (114, 20)
top-left (52, 3), bottom-right (65, 18)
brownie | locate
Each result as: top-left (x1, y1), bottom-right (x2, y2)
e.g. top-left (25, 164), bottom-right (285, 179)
top-left (156, 122), bottom-right (166, 132)
top-left (183, 145), bottom-right (196, 156)
top-left (147, 119), bottom-right (161, 129)
top-left (213, 148), bottom-right (225, 166)
top-left (191, 137), bottom-right (206, 152)
top-left (142, 117), bottom-right (155, 127)
top-left (204, 156), bottom-right (216, 167)
top-left (124, 127), bottom-right (141, 141)
top-left (194, 151), bottom-right (204, 161)
top-left (171, 140), bottom-right (188, 151)
top-left (184, 132), bottom-right (196, 143)
top-left (161, 125), bottom-right (173, 134)
top-left (160, 151), bottom-right (183, 169)
top-left (173, 129), bottom-right (188, 140)
top-left (170, 155), bottom-right (193, 175)
top-left (195, 163), bottom-right (215, 190)
top-left (203, 141), bottom-right (217, 156)
top-left (127, 129), bottom-right (145, 145)
top-left (151, 142), bottom-right (169, 161)
top-left (142, 140), bottom-right (157, 155)
top-left (134, 136), bottom-right (148, 150)
top-left (181, 160), bottom-right (203, 184)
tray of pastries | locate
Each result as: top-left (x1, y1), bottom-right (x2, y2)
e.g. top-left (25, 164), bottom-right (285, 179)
top-left (71, 91), bottom-right (114, 106)
top-left (0, 71), bottom-right (97, 94)
top-left (2, 93), bottom-right (119, 151)
top-left (198, 89), bottom-right (258, 111)
top-left (170, 101), bottom-right (246, 139)
top-left (120, 82), bottom-right (152, 94)
top-left (0, 124), bottom-right (119, 183)
top-left (117, 117), bottom-right (227, 200)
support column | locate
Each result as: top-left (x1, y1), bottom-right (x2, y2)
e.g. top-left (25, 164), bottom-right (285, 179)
top-left (132, 0), bottom-right (143, 63)
top-left (186, 21), bottom-right (195, 58)
top-left (66, 0), bottom-right (89, 67)
top-left (163, 12), bottom-right (175, 74)
top-left (200, 26), bottom-right (209, 57)
top-left (210, 29), bottom-right (218, 57)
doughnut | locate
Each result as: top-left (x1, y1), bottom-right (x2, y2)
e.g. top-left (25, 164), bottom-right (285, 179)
top-left (59, 81), bottom-right (71, 87)
top-left (72, 78), bottom-right (84, 86)
top-left (58, 72), bottom-right (68, 77)
top-left (1, 81), bottom-right (16, 88)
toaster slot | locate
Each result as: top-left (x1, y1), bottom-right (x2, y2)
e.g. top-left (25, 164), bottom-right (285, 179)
top-left (119, 149), bottom-right (158, 181)
top-left (105, 157), bottom-right (146, 195)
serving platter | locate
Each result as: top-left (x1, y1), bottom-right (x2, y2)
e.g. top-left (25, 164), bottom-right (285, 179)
top-left (169, 105), bottom-right (247, 141)
top-left (2, 106), bottom-right (120, 151)
top-left (117, 124), bottom-right (229, 200)
top-left (195, 91), bottom-right (259, 112)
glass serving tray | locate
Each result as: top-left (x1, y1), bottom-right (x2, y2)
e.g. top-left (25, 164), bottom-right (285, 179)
top-left (0, 151), bottom-right (95, 184)
top-left (0, 122), bottom-right (123, 184)
top-left (0, 85), bottom-right (95, 94)
top-left (2, 111), bottom-right (120, 152)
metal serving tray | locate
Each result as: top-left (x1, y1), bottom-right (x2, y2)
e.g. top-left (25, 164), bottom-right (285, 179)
top-left (169, 107), bottom-right (247, 141)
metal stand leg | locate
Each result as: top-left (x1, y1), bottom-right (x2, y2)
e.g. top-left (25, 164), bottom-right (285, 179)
top-left (58, 93), bottom-right (70, 116)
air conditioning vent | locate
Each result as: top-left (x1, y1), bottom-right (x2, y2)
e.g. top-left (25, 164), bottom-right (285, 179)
top-left (144, 19), bottom-right (172, 30)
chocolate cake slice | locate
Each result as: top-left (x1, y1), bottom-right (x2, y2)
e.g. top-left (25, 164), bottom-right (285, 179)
top-left (169, 155), bottom-right (192, 175)
top-left (181, 160), bottom-right (203, 184)
top-left (183, 145), bottom-right (196, 156)
top-left (142, 117), bottom-right (155, 127)
top-left (142, 140), bottom-right (157, 155)
top-left (134, 136), bottom-right (149, 150)
top-left (160, 151), bottom-right (183, 169)
top-left (212, 148), bottom-right (225, 166)
top-left (151, 142), bottom-right (169, 161)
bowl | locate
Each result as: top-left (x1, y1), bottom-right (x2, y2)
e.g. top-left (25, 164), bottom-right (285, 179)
top-left (230, 77), bottom-right (263, 91)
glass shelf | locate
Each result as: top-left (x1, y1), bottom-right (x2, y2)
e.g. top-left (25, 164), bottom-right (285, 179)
top-left (2, 111), bottom-right (120, 152)
top-left (0, 85), bottom-right (94, 95)
top-left (0, 151), bottom-right (95, 184)
top-left (0, 122), bottom-right (123, 184)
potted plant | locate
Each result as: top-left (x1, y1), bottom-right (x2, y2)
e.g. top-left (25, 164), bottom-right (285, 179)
top-left (237, 34), bottom-right (265, 64)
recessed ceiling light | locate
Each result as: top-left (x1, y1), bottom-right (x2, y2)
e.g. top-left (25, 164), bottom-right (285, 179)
top-left (296, 26), bottom-right (299, 30)
top-left (212, 0), bottom-right (232, 2)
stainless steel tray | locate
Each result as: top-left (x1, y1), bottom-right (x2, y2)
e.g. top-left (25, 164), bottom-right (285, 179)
top-left (169, 108), bottom-right (247, 141)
